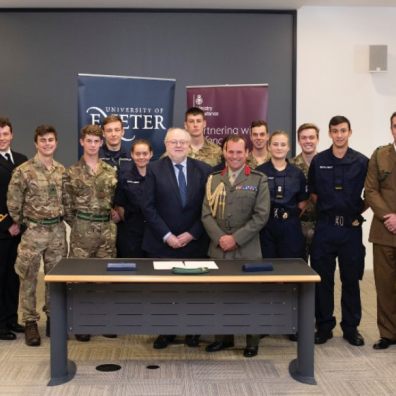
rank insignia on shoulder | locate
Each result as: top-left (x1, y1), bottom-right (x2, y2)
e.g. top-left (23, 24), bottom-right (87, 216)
top-left (235, 185), bottom-right (258, 191)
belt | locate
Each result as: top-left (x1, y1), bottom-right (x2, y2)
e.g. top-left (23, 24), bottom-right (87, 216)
top-left (27, 216), bottom-right (63, 225)
top-left (76, 211), bottom-right (110, 222)
top-left (271, 207), bottom-right (299, 220)
top-left (318, 213), bottom-right (364, 227)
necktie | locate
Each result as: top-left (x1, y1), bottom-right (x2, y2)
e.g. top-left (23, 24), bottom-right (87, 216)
top-left (4, 153), bottom-right (13, 164)
top-left (229, 172), bottom-right (237, 186)
top-left (175, 164), bottom-right (187, 207)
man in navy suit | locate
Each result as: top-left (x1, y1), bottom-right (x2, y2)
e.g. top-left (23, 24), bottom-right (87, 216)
top-left (0, 117), bottom-right (27, 340)
top-left (142, 127), bottom-right (211, 349)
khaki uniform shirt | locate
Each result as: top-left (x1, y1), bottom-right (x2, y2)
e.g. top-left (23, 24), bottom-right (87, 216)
top-left (202, 166), bottom-right (270, 259)
top-left (7, 154), bottom-right (64, 223)
top-left (62, 158), bottom-right (117, 224)
top-left (365, 143), bottom-right (396, 247)
top-left (188, 139), bottom-right (222, 167)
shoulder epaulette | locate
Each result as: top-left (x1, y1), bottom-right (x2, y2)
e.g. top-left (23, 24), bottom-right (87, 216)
top-left (375, 143), bottom-right (393, 152)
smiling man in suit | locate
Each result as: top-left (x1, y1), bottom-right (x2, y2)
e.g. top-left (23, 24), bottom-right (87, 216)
top-left (142, 127), bottom-right (212, 349)
top-left (0, 117), bottom-right (27, 341)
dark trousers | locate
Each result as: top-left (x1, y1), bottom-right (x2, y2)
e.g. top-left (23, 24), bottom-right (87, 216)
top-left (311, 221), bottom-right (365, 334)
top-left (215, 334), bottom-right (260, 347)
top-left (0, 237), bottom-right (21, 329)
top-left (260, 217), bottom-right (305, 259)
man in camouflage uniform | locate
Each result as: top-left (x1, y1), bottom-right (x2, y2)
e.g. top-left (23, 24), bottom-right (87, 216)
top-left (7, 125), bottom-right (66, 346)
top-left (184, 107), bottom-right (222, 167)
top-left (63, 124), bottom-right (117, 342)
top-left (202, 135), bottom-right (270, 357)
top-left (290, 123), bottom-right (319, 262)
top-left (247, 120), bottom-right (271, 169)
top-left (365, 112), bottom-right (396, 350)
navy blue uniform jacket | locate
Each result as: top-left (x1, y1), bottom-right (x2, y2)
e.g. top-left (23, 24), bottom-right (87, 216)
top-left (142, 156), bottom-right (211, 258)
top-left (0, 151), bottom-right (27, 239)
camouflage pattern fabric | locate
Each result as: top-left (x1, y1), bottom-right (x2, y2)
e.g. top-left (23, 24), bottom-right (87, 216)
top-left (63, 158), bottom-right (117, 258)
top-left (290, 153), bottom-right (316, 260)
top-left (7, 154), bottom-right (66, 323)
top-left (15, 222), bottom-right (66, 322)
top-left (188, 139), bottom-right (222, 167)
top-left (7, 154), bottom-right (65, 223)
top-left (246, 151), bottom-right (271, 169)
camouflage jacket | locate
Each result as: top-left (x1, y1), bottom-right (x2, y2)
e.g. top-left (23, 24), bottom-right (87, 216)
top-left (188, 139), bottom-right (222, 167)
top-left (290, 153), bottom-right (316, 222)
top-left (62, 157), bottom-right (117, 224)
top-left (246, 151), bottom-right (271, 169)
top-left (7, 154), bottom-right (65, 224)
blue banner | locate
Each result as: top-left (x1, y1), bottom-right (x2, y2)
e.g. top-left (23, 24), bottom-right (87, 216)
top-left (78, 74), bottom-right (175, 160)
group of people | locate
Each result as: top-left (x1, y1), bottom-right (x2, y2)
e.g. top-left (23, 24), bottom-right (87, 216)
top-left (0, 108), bottom-right (395, 359)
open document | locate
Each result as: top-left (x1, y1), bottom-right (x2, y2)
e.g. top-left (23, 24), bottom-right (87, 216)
top-left (153, 260), bottom-right (219, 270)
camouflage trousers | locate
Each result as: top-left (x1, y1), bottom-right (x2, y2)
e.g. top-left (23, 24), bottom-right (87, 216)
top-left (69, 218), bottom-right (116, 258)
top-left (15, 221), bottom-right (67, 323)
top-left (301, 220), bottom-right (316, 263)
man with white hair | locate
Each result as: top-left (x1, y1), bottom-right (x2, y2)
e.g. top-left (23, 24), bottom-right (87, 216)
top-left (142, 127), bottom-right (212, 349)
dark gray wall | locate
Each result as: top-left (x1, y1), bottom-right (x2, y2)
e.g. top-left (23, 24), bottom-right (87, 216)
top-left (0, 10), bottom-right (296, 165)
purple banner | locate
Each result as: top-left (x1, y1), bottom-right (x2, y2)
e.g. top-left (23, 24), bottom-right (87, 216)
top-left (186, 84), bottom-right (269, 145)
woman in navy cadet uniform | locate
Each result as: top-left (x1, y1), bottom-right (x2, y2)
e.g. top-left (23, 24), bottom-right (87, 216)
top-left (256, 131), bottom-right (308, 259)
top-left (114, 139), bottom-right (153, 258)
top-left (308, 116), bottom-right (368, 346)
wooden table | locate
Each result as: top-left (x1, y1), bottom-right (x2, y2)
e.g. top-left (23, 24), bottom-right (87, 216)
top-left (45, 258), bottom-right (320, 386)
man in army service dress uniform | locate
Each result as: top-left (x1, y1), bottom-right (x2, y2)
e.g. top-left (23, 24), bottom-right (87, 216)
top-left (63, 124), bottom-right (118, 342)
top-left (365, 111), bottom-right (396, 350)
top-left (202, 135), bottom-right (270, 357)
top-left (7, 125), bottom-right (66, 346)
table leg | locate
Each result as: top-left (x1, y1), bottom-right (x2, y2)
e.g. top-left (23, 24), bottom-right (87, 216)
top-left (47, 282), bottom-right (76, 386)
top-left (289, 282), bottom-right (316, 385)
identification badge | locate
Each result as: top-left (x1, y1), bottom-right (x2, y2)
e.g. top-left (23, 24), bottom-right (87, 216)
top-left (275, 185), bottom-right (284, 199)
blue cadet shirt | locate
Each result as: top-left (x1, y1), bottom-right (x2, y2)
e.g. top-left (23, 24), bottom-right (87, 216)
top-left (99, 144), bottom-right (132, 173)
top-left (256, 161), bottom-right (308, 211)
top-left (308, 147), bottom-right (368, 216)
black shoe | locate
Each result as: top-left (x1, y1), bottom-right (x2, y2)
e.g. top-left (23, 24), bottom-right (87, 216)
top-left (314, 330), bottom-right (333, 345)
top-left (75, 334), bottom-right (91, 342)
top-left (288, 334), bottom-right (298, 342)
top-left (103, 334), bottom-right (117, 338)
top-left (7, 323), bottom-right (25, 333)
top-left (153, 335), bottom-right (175, 349)
top-left (373, 337), bottom-right (396, 350)
top-left (243, 346), bottom-right (258, 357)
top-left (0, 329), bottom-right (16, 340)
top-left (185, 335), bottom-right (200, 347)
top-left (46, 318), bottom-right (50, 337)
top-left (205, 341), bottom-right (234, 352)
top-left (25, 321), bottom-right (41, 346)
top-left (343, 330), bottom-right (364, 346)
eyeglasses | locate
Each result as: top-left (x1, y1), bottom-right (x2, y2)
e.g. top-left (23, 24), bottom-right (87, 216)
top-left (166, 140), bottom-right (189, 146)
